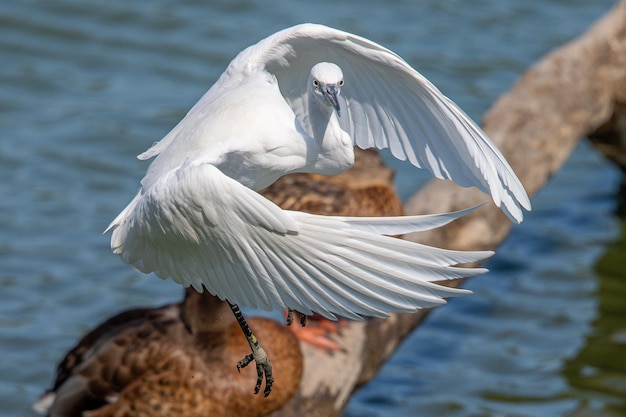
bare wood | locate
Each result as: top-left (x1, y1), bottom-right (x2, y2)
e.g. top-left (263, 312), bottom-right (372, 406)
top-left (271, 2), bottom-right (626, 416)
top-left (407, 0), bottom-right (626, 252)
top-left (38, 4), bottom-right (626, 416)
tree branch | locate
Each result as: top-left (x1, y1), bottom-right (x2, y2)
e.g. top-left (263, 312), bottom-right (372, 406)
top-left (270, 2), bottom-right (626, 416)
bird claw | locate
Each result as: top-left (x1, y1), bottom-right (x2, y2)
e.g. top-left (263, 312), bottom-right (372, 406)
top-left (286, 309), bottom-right (307, 327)
top-left (237, 347), bottom-right (274, 396)
top-left (286, 309), bottom-right (295, 326)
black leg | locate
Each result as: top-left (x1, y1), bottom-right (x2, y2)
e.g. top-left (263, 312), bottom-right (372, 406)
top-left (228, 302), bottom-right (274, 396)
top-left (286, 308), bottom-right (307, 327)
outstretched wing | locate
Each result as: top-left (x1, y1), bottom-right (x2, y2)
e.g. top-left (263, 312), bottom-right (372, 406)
top-left (227, 23), bottom-right (530, 223)
top-left (107, 162), bottom-right (492, 320)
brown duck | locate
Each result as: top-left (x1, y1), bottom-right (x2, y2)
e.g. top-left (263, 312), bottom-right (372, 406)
top-left (34, 149), bottom-right (404, 417)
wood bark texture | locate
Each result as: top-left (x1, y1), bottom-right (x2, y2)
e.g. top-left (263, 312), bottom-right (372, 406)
top-left (271, 2), bottom-right (626, 416)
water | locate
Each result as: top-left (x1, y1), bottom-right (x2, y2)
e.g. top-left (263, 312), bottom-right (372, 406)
top-left (1, 1), bottom-right (625, 416)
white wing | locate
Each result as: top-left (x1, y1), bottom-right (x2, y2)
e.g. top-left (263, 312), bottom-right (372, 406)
top-left (228, 23), bottom-right (530, 223)
top-left (107, 162), bottom-right (492, 320)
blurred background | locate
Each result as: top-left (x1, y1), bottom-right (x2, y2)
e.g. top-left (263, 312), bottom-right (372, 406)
top-left (1, 1), bottom-right (625, 416)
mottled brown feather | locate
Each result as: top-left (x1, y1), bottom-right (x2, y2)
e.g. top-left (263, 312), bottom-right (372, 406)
top-left (37, 148), bottom-right (400, 417)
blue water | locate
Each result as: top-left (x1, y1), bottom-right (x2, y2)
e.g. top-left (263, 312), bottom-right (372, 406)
top-left (1, 1), bottom-right (625, 416)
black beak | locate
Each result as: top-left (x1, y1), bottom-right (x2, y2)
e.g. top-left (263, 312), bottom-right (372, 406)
top-left (324, 85), bottom-right (341, 116)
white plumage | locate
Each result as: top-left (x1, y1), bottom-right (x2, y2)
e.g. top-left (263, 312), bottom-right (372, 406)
top-left (107, 23), bottom-right (531, 321)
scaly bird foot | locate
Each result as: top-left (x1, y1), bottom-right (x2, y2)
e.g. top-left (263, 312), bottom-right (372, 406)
top-left (229, 302), bottom-right (274, 396)
top-left (286, 308), bottom-right (307, 326)
top-left (236, 344), bottom-right (274, 396)
top-left (284, 310), bottom-right (346, 353)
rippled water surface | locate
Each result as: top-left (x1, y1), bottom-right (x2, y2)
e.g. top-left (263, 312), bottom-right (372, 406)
top-left (2, 1), bottom-right (625, 416)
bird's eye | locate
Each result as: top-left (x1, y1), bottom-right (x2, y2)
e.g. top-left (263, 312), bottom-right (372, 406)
top-left (339, 80), bottom-right (344, 87)
top-left (313, 79), bottom-right (319, 88)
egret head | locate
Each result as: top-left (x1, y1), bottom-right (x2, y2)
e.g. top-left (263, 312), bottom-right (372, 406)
top-left (309, 62), bottom-right (344, 116)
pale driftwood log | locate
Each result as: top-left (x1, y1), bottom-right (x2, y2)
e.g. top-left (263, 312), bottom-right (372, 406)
top-left (270, 2), bottom-right (626, 416)
top-left (38, 4), bottom-right (626, 416)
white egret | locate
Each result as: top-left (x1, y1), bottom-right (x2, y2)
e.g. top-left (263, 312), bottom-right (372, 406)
top-left (106, 23), bottom-right (530, 396)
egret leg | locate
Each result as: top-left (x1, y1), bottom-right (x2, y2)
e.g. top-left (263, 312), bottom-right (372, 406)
top-left (286, 309), bottom-right (307, 327)
top-left (228, 302), bottom-right (274, 396)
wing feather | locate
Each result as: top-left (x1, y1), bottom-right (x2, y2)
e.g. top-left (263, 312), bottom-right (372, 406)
top-left (108, 162), bottom-right (491, 319)
top-left (227, 23), bottom-right (530, 222)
